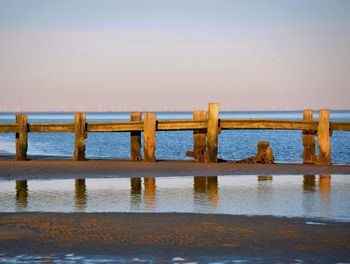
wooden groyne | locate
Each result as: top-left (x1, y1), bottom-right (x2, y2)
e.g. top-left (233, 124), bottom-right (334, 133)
top-left (1, 103), bottom-right (350, 164)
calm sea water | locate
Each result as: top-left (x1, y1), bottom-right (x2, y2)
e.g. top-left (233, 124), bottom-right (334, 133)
top-left (0, 111), bottom-right (350, 164)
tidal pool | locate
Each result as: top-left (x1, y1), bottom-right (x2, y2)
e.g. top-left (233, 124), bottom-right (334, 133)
top-left (0, 175), bottom-right (349, 221)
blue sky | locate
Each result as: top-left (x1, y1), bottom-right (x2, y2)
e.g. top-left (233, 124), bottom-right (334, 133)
top-left (0, 0), bottom-right (349, 111)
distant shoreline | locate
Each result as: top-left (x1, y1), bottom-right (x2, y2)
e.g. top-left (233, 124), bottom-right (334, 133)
top-left (1, 160), bottom-right (350, 180)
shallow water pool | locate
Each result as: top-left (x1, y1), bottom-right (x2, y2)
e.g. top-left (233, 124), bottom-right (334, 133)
top-left (0, 175), bottom-right (349, 221)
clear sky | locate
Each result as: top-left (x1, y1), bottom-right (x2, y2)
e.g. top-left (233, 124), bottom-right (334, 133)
top-left (0, 0), bottom-right (349, 111)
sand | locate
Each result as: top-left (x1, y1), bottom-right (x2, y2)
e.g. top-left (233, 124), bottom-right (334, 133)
top-left (1, 160), bottom-right (350, 180)
top-left (0, 212), bottom-right (349, 262)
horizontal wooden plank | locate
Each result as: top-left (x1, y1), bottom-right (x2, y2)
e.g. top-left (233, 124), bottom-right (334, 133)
top-left (157, 120), bottom-right (207, 131)
top-left (331, 122), bottom-right (350, 131)
top-left (0, 124), bottom-right (18, 133)
top-left (29, 123), bottom-right (74, 132)
top-left (87, 121), bottom-right (144, 132)
top-left (1, 120), bottom-right (350, 133)
top-left (220, 119), bottom-right (318, 130)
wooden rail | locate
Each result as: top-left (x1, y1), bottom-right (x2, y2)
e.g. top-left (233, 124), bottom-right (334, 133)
top-left (0, 103), bottom-right (349, 164)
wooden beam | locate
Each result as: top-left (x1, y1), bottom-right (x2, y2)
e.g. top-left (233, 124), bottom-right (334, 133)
top-left (87, 122), bottom-right (143, 132)
top-left (143, 113), bottom-right (156, 162)
top-left (0, 124), bottom-right (18, 133)
top-left (29, 123), bottom-right (74, 132)
top-left (15, 113), bottom-right (28, 161)
top-left (193, 110), bottom-right (207, 162)
top-left (220, 119), bottom-right (318, 130)
top-left (302, 109), bottom-right (316, 164)
top-left (74, 112), bottom-right (86, 161)
top-left (206, 103), bottom-right (219, 163)
top-left (317, 109), bottom-right (331, 165)
top-left (130, 112), bottom-right (142, 161)
top-left (157, 120), bottom-right (207, 131)
top-left (330, 122), bottom-right (350, 131)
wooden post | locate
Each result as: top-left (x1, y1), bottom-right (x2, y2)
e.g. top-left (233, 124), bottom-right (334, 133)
top-left (206, 103), bottom-right (219, 163)
top-left (317, 109), bottom-right (331, 165)
top-left (193, 110), bottom-right (207, 162)
top-left (130, 112), bottom-right (142, 161)
top-left (74, 112), bottom-right (86, 161)
top-left (302, 109), bottom-right (316, 164)
top-left (143, 113), bottom-right (156, 162)
top-left (16, 113), bottom-right (28, 160)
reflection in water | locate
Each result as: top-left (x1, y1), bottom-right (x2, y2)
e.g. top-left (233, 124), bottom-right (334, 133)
top-left (302, 175), bottom-right (316, 215)
top-left (194, 176), bottom-right (207, 193)
top-left (75, 179), bottom-right (87, 210)
top-left (15, 180), bottom-right (28, 208)
top-left (257, 176), bottom-right (273, 194)
top-left (144, 177), bottom-right (156, 211)
top-left (130, 178), bottom-right (142, 209)
top-left (319, 175), bottom-right (331, 216)
top-left (193, 176), bottom-right (218, 208)
top-left (258, 176), bottom-right (273, 181)
top-left (319, 175), bottom-right (331, 193)
top-left (303, 175), bottom-right (316, 192)
top-left (207, 176), bottom-right (218, 206)
top-left (3, 174), bottom-right (348, 220)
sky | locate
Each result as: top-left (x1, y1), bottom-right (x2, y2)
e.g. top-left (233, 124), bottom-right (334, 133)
top-left (0, 0), bottom-right (349, 111)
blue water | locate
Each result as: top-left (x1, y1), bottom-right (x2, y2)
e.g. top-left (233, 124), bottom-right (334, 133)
top-left (0, 111), bottom-right (350, 164)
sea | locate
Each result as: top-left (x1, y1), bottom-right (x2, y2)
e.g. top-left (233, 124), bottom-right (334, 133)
top-left (0, 110), bottom-right (350, 164)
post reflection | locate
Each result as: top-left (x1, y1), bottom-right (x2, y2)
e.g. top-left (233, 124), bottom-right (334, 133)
top-left (303, 175), bottom-right (316, 192)
top-left (143, 177), bottom-right (156, 211)
top-left (257, 175), bottom-right (273, 198)
top-left (207, 176), bottom-right (218, 206)
top-left (319, 175), bottom-right (331, 216)
top-left (75, 179), bottom-right (87, 210)
top-left (194, 176), bottom-right (207, 193)
top-left (193, 176), bottom-right (218, 208)
top-left (257, 176), bottom-right (273, 181)
top-left (319, 175), bottom-right (331, 193)
top-left (302, 175), bottom-right (316, 214)
top-left (16, 180), bottom-right (28, 208)
top-left (130, 178), bottom-right (142, 209)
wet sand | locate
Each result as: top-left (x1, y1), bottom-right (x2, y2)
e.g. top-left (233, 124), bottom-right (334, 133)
top-left (0, 212), bottom-right (349, 262)
top-left (1, 160), bottom-right (350, 180)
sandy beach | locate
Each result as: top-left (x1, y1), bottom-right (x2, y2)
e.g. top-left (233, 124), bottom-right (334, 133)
top-left (0, 212), bottom-right (349, 262)
top-left (1, 160), bottom-right (350, 180)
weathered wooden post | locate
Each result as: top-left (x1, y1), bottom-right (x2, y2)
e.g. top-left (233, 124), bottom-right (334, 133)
top-left (206, 103), bottom-right (219, 163)
top-left (193, 110), bottom-right (207, 162)
top-left (302, 109), bottom-right (316, 164)
top-left (143, 113), bottom-right (156, 162)
top-left (130, 112), bottom-right (142, 161)
top-left (317, 109), bottom-right (331, 165)
top-left (74, 112), bottom-right (86, 161)
top-left (16, 113), bottom-right (28, 161)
